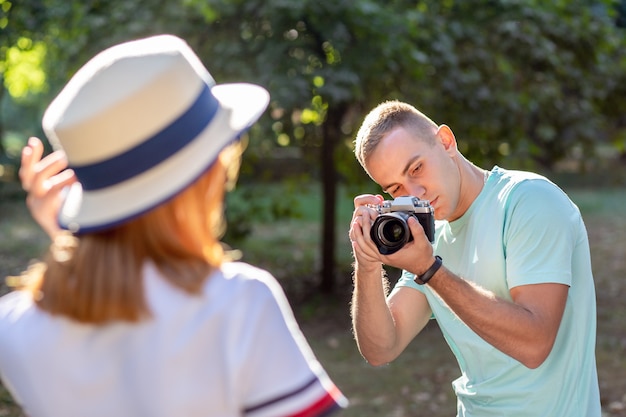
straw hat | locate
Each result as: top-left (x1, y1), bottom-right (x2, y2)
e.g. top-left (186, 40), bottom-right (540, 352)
top-left (42, 34), bottom-right (269, 234)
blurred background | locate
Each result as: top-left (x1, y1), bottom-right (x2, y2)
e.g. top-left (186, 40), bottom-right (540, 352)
top-left (1, 1), bottom-right (625, 416)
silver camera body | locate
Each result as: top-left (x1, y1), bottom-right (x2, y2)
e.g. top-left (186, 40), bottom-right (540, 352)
top-left (369, 196), bottom-right (435, 255)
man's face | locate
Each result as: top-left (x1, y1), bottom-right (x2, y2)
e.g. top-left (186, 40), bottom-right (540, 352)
top-left (365, 126), bottom-right (461, 221)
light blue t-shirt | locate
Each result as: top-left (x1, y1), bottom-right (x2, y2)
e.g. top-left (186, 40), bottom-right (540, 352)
top-left (395, 166), bottom-right (600, 417)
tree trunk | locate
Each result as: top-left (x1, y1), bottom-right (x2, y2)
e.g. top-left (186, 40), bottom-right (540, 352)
top-left (0, 82), bottom-right (5, 159)
top-left (319, 103), bottom-right (346, 293)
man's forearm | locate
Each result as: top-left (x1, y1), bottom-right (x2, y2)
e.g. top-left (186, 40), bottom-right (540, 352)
top-left (426, 266), bottom-right (567, 369)
top-left (351, 264), bottom-right (399, 366)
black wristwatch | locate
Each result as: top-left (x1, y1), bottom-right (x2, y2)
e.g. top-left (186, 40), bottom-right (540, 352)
top-left (414, 256), bottom-right (443, 285)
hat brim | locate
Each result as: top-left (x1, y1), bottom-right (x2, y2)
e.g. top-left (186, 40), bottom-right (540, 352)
top-left (58, 83), bottom-right (269, 233)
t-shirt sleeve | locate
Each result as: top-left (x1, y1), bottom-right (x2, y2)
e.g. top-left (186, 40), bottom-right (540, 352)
top-left (393, 269), bottom-right (422, 292)
top-left (236, 274), bottom-right (347, 417)
top-left (503, 179), bottom-right (581, 289)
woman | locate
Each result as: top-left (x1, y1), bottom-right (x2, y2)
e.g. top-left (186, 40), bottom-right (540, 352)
top-left (0, 34), bottom-right (347, 417)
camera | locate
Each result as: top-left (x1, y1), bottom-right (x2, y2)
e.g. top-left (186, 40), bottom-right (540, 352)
top-left (369, 196), bottom-right (435, 255)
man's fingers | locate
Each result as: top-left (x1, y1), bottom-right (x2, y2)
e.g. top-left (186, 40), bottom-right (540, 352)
top-left (353, 193), bottom-right (384, 208)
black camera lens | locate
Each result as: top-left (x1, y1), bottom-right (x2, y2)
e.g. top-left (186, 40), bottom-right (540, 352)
top-left (381, 219), bottom-right (407, 243)
top-left (370, 212), bottom-right (413, 255)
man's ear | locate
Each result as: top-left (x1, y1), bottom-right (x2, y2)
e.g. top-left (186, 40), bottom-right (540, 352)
top-left (436, 124), bottom-right (458, 154)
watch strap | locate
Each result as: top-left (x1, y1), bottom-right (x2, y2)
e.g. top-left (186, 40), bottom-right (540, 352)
top-left (414, 255), bottom-right (442, 285)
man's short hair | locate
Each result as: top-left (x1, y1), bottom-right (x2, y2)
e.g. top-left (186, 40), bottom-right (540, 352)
top-left (354, 101), bottom-right (439, 172)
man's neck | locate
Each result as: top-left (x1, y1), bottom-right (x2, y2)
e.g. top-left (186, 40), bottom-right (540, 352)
top-left (448, 156), bottom-right (487, 222)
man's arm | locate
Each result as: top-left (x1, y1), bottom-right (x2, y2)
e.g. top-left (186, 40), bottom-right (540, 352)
top-left (349, 195), bottom-right (432, 366)
top-left (387, 217), bottom-right (568, 369)
top-left (350, 263), bottom-right (432, 366)
top-left (427, 265), bottom-right (567, 368)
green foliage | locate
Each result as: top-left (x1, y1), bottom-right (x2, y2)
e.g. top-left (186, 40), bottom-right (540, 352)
top-left (3, 37), bottom-right (47, 100)
top-left (34, 0), bottom-right (198, 90)
top-left (402, 0), bottom-right (626, 169)
top-left (1, 1), bottom-right (53, 101)
top-left (182, 0), bottom-right (426, 166)
top-left (2, 0), bottom-right (625, 171)
top-left (179, 0), bottom-right (626, 173)
top-left (223, 181), bottom-right (303, 242)
top-left (0, 0), bottom-right (205, 168)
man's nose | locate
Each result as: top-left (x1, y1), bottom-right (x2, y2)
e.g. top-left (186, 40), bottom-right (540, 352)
top-left (406, 185), bottom-right (426, 199)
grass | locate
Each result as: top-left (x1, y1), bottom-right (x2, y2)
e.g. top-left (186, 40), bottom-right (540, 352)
top-left (1, 183), bottom-right (625, 416)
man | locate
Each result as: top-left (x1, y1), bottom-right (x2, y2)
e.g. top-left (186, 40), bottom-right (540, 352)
top-left (348, 100), bottom-right (600, 416)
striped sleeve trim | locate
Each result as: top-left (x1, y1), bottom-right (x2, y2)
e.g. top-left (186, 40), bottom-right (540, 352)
top-left (244, 376), bottom-right (347, 417)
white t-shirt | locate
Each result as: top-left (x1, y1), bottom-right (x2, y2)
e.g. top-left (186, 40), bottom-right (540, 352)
top-left (395, 166), bottom-right (600, 417)
top-left (0, 261), bottom-right (347, 417)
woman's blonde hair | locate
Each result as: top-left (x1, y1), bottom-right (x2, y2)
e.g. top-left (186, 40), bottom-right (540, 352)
top-left (19, 143), bottom-right (243, 324)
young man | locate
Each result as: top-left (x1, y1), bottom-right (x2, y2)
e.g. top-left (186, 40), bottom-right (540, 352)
top-left (348, 100), bottom-right (600, 416)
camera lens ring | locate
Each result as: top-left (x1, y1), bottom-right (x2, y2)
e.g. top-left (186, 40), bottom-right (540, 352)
top-left (370, 212), bottom-right (412, 255)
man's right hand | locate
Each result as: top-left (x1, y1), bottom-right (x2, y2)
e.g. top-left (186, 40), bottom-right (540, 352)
top-left (349, 194), bottom-right (385, 273)
top-left (349, 193), bottom-right (433, 366)
top-left (350, 194), bottom-right (435, 276)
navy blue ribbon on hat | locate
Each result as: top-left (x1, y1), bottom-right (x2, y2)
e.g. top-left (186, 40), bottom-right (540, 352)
top-left (72, 83), bottom-right (219, 191)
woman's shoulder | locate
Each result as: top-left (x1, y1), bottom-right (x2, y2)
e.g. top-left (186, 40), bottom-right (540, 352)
top-left (0, 290), bottom-right (34, 319)
top-left (216, 261), bottom-right (284, 299)
top-left (0, 290), bottom-right (40, 346)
